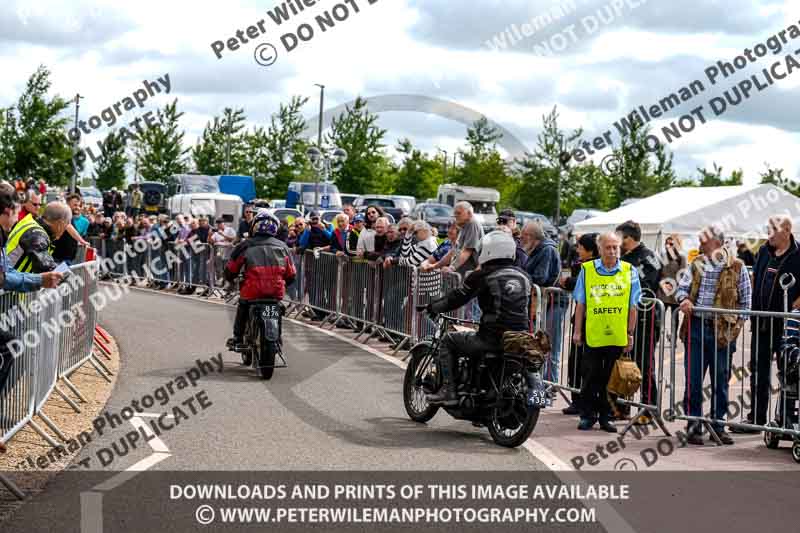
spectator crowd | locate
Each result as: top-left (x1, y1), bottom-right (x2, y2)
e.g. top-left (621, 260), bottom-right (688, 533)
top-left (1, 177), bottom-right (796, 451)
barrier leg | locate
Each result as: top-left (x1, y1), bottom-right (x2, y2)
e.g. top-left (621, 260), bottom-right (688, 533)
top-left (0, 474), bottom-right (26, 500)
top-left (391, 337), bottom-right (409, 357)
top-left (29, 419), bottom-right (60, 448)
top-left (95, 326), bottom-right (111, 344)
top-left (54, 383), bottom-right (83, 412)
top-left (89, 356), bottom-right (113, 382)
top-left (61, 376), bottom-right (88, 403)
top-left (37, 411), bottom-right (69, 442)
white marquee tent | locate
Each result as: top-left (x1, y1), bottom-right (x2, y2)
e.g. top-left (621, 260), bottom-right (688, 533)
top-left (572, 185), bottom-right (800, 250)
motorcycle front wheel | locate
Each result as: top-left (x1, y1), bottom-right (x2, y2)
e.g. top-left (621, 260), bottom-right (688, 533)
top-left (403, 345), bottom-right (439, 423)
top-left (487, 370), bottom-right (539, 448)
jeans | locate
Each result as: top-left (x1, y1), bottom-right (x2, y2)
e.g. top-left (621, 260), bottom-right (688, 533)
top-left (192, 247), bottom-right (209, 288)
top-left (748, 320), bottom-right (777, 425)
top-left (683, 316), bottom-right (735, 433)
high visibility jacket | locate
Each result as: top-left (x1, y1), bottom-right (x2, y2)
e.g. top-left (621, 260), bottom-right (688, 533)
top-left (584, 260), bottom-right (632, 348)
top-left (5, 214), bottom-right (55, 273)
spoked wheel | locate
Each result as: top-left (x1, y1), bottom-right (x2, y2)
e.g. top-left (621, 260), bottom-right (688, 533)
top-left (403, 346), bottom-right (440, 423)
top-left (487, 370), bottom-right (539, 448)
top-left (256, 323), bottom-right (275, 380)
top-left (793, 442), bottom-right (800, 464)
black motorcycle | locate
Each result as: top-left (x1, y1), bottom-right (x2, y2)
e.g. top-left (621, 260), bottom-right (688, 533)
top-left (403, 306), bottom-right (543, 448)
top-left (229, 299), bottom-right (287, 380)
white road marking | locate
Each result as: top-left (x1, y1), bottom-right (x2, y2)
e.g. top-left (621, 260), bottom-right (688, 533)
top-left (129, 416), bottom-right (169, 454)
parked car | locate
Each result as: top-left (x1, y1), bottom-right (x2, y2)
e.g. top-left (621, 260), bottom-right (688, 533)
top-left (317, 209), bottom-right (343, 226)
top-left (514, 211), bottom-right (558, 240)
top-left (77, 186), bottom-right (103, 211)
top-left (353, 195), bottom-right (409, 222)
top-left (565, 208), bottom-right (605, 229)
top-left (269, 208), bottom-right (303, 224)
top-left (409, 202), bottom-right (454, 237)
top-left (126, 181), bottom-right (168, 215)
top-left (340, 194), bottom-right (360, 207)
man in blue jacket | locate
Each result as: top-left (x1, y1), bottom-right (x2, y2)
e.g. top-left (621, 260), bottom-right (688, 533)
top-left (521, 220), bottom-right (564, 389)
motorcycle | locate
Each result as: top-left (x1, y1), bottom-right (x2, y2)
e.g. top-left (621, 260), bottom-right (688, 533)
top-left (227, 288), bottom-right (287, 379)
top-left (403, 306), bottom-right (544, 448)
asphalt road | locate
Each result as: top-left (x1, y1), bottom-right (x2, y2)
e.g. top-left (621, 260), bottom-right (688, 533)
top-left (6, 289), bottom-right (800, 533)
top-left (87, 289), bottom-right (548, 471)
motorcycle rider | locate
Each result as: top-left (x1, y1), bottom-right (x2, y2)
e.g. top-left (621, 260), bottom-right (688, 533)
top-left (225, 210), bottom-right (296, 350)
top-left (425, 230), bottom-right (531, 405)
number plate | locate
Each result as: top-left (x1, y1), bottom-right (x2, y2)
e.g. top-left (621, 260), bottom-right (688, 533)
top-left (262, 304), bottom-right (281, 319)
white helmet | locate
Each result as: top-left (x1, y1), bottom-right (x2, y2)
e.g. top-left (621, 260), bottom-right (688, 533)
top-left (478, 230), bottom-right (516, 265)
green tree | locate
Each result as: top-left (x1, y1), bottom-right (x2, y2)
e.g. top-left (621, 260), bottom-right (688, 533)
top-left (192, 108), bottom-right (248, 175)
top-left (133, 99), bottom-right (189, 190)
top-left (510, 106), bottom-right (582, 219)
top-left (4, 66), bottom-right (75, 186)
top-left (456, 117), bottom-right (509, 189)
top-left (245, 96), bottom-right (314, 199)
top-left (393, 138), bottom-right (440, 200)
top-left (759, 163), bottom-right (798, 194)
top-left (93, 130), bottom-right (128, 190)
top-left (325, 96), bottom-right (387, 194)
top-left (604, 120), bottom-right (676, 207)
top-left (692, 163), bottom-right (743, 187)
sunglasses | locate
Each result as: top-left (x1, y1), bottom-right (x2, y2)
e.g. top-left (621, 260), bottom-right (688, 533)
top-left (30, 202), bottom-right (41, 207)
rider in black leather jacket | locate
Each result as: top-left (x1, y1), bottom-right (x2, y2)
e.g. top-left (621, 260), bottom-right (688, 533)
top-left (426, 231), bottom-right (531, 405)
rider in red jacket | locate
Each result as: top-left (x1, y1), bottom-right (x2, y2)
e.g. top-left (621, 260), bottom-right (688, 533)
top-left (225, 210), bottom-right (296, 348)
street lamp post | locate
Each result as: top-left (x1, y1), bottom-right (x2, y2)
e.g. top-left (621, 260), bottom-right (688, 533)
top-left (437, 148), bottom-right (448, 186)
top-left (71, 93), bottom-right (84, 194)
top-left (313, 84), bottom-right (325, 212)
top-left (306, 146), bottom-right (347, 212)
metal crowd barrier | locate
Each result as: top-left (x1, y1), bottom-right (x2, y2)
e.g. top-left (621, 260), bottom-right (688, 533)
top-left (0, 261), bottom-right (101, 457)
top-left (667, 306), bottom-right (800, 450)
top-left (286, 252), bottom-right (475, 352)
top-left (99, 234), bottom-right (225, 296)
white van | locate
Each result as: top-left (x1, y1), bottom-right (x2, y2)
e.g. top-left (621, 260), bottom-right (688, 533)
top-left (167, 174), bottom-right (243, 227)
top-left (437, 184), bottom-right (500, 231)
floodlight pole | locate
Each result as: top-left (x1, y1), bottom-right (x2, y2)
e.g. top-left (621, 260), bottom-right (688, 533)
top-left (314, 84), bottom-right (325, 212)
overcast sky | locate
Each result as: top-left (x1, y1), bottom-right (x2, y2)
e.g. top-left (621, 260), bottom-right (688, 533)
top-left (1, 0), bottom-right (798, 186)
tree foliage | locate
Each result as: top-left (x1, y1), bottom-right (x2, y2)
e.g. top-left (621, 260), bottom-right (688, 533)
top-left (246, 95), bottom-right (314, 199)
top-left (326, 97), bottom-right (387, 194)
top-left (192, 107), bottom-right (248, 175)
top-left (93, 129), bottom-right (127, 190)
top-left (133, 99), bottom-right (189, 190)
top-left (0, 66), bottom-right (75, 186)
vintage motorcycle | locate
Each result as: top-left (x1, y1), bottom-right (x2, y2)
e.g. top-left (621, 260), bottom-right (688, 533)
top-left (226, 278), bottom-right (287, 380)
top-left (403, 306), bottom-right (545, 448)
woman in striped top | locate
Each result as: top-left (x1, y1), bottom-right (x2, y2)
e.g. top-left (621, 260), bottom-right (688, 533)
top-left (398, 221), bottom-right (438, 268)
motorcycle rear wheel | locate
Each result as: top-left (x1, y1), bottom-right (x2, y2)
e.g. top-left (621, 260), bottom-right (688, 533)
top-left (403, 347), bottom-right (439, 423)
top-left (487, 371), bottom-right (539, 448)
top-left (256, 322), bottom-right (276, 380)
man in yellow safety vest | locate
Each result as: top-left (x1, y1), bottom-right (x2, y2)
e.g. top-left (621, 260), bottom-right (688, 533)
top-left (572, 232), bottom-right (641, 432)
top-left (5, 201), bottom-right (72, 273)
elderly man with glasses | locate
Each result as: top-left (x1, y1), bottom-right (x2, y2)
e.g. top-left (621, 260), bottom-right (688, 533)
top-left (18, 190), bottom-right (41, 221)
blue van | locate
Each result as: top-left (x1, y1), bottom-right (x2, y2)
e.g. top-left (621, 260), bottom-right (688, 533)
top-left (286, 182), bottom-right (342, 211)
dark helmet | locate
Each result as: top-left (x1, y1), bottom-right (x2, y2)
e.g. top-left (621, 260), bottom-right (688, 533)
top-left (251, 209), bottom-right (280, 237)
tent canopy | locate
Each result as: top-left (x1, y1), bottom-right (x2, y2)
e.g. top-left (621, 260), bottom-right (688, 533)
top-left (572, 185), bottom-right (800, 249)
